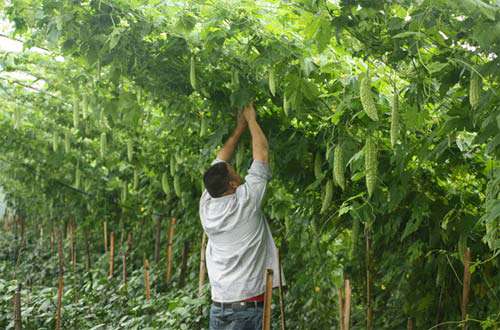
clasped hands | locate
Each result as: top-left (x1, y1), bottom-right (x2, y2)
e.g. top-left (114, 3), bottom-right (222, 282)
top-left (235, 103), bottom-right (256, 133)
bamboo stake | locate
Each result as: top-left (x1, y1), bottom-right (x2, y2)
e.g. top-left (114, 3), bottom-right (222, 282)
top-left (344, 279), bottom-right (351, 330)
top-left (13, 283), bottom-right (21, 330)
top-left (198, 233), bottom-right (207, 297)
top-left (144, 258), bottom-right (151, 302)
top-left (108, 231), bottom-right (115, 278)
top-left (461, 248), bottom-right (471, 329)
top-left (166, 218), bottom-right (176, 283)
top-left (179, 241), bottom-right (190, 288)
top-left (262, 269), bottom-right (273, 330)
top-left (365, 225), bottom-right (373, 330)
top-left (338, 287), bottom-right (345, 330)
top-left (278, 250), bottom-right (286, 330)
top-left (103, 221), bottom-right (108, 253)
top-left (55, 231), bottom-right (64, 330)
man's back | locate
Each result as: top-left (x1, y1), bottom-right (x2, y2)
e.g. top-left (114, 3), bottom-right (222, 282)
top-left (200, 159), bottom-right (283, 303)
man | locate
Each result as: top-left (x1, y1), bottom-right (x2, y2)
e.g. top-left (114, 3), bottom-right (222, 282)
top-left (199, 103), bottom-right (284, 330)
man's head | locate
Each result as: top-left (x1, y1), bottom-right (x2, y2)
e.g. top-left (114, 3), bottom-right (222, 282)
top-left (203, 162), bottom-right (242, 198)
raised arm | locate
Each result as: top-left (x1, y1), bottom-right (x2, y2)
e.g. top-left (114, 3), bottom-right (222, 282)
top-left (243, 103), bottom-right (268, 163)
top-left (216, 111), bottom-right (247, 162)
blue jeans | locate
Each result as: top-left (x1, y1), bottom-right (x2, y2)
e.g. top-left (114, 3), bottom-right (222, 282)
top-left (209, 303), bottom-right (263, 330)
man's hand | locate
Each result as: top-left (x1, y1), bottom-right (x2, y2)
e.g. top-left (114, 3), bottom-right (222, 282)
top-left (236, 110), bottom-right (247, 133)
top-left (242, 103), bottom-right (256, 122)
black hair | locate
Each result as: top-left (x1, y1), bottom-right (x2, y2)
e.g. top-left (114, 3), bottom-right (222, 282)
top-left (203, 162), bottom-right (230, 198)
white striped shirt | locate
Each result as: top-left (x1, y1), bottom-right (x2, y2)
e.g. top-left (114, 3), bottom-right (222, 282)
top-left (199, 159), bottom-right (284, 302)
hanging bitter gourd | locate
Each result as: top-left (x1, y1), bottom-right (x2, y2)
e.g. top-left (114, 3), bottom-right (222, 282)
top-left (100, 132), bottom-right (107, 159)
top-left (314, 151), bottom-right (322, 179)
top-left (52, 134), bottom-right (58, 152)
top-left (364, 135), bottom-right (378, 198)
top-left (75, 166), bottom-right (81, 189)
top-left (190, 56), bottom-right (197, 90)
top-left (121, 181), bottom-right (128, 203)
top-left (232, 69), bottom-right (239, 87)
top-left (200, 116), bottom-right (208, 137)
top-left (469, 71), bottom-right (480, 109)
top-left (161, 172), bottom-right (171, 195)
top-left (170, 155), bottom-right (176, 176)
top-left (360, 73), bottom-right (379, 121)
top-left (13, 107), bottom-right (21, 129)
top-left (325, 144), bottom-right (333, 163)
top-left (133, 169), bottom-right (139, 191)
top-left (127, 140), bottom-right (133, 163)
top-left (333, 144), bottom-right (345, 190)
top-left (174, 175), bottom-right (182, 198)
top-left (81, 95), bottom-right (89, 119)
top-left (390, 89), bottom-right (400, 149)
top-left (136, 88), bottom-right (142, 104)
top-left (269, 69), bottom-right (276, 96)
top-left (73, 99), bottom-right (79, 128)
top-left (320, 179), bottom-right (333, 214)
top-left (64, 131), bottom-right (71, 153)
top-left (283, 95), bottom-right (289, 117)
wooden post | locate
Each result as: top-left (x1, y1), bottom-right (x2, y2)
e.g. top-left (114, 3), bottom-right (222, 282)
top-left (144, 258), bottom-right (151, 302)
top-left (278, 250), bottom-right (286, 330)
top-left (71, 221), bottom-right (76, 272)
top-left (122, 254), bottom-right (127, 284)
top-left (55, 230), bottom-right (64, 330)
top-left (108, 231), bottom-right (115, 278)
top-left (68, 221), bottom-right (73, 268)
top-left (344, 279), bottom-right (351, 330)
top-left (461, 248), bottom-right (471, 329)
top-left (85, 229), bottom-right (91, 272)
top-left (338, 287), bottom-right (345, 330)
top-left (103, 221), bottom-right (108, 253)
top-left (179, 241), bottom-right (190, 288)
top-left (198, 233), bottom-right (207, 297)
top-left (123, 233), bottom-right (132, 284)
top-left (407, 318), bottom-right (414, 330)
top-left (154, 217), bottom-right (162, 264)
top-left (50, 230), bottom-right (54, 255)
top-left (262, 269), bottom-right (273, 330)
top-left (13, 283), bottom-right (22, 330)
top-left (20, 217), bottom-right (25, 248)
top-left (365, 225), bottom-right (373, 330)
top-left (119, 217), bottom-right (124, 248)
top-left (166, 218), bottom-right (176, 283)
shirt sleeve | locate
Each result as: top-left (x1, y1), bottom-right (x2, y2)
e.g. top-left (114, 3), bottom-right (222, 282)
top-left (243, 160), bottom-right (272, 207)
